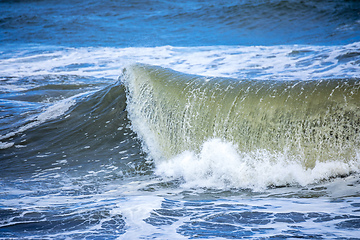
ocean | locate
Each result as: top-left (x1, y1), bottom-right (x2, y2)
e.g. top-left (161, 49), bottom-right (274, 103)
top-left (1, 0), bottom-right (360, 239)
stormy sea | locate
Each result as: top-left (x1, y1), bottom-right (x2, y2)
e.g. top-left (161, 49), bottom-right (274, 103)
top-left (1, 0), bottom-right (360, 239)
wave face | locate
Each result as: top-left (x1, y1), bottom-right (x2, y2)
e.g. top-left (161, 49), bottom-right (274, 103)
top-left (0, 81), bottom-right (147, 178)
top-left (123, 64), bottom-right (360, 188)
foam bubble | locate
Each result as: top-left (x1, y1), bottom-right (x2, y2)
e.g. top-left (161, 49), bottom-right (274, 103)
top-left (155, 138), bottom-right (360, 191)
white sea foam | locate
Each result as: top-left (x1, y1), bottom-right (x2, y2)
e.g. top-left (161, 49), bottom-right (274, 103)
top-left (155, 138), bottom-right (360, 191)
top-left (0, 141), bottom-right (14, 149)
top-left (114, 195), bottom-right (165, 239)
top-left (0, 43), bottom-right (359, 81)
top-left (0, 92), bottom-right (85, 146)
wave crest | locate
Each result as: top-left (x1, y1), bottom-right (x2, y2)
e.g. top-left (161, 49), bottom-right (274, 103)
top-left (123, 63), bottom-right (360, 188)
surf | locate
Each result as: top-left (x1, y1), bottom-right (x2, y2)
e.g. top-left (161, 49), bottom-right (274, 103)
top-left (122, 63), bottom-right (360, 188)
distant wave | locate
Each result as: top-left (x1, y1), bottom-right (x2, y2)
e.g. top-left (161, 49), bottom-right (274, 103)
top-left (1, 43), bottom-right (360, 80)
top-left (1, 0), bottom-right (359, 46)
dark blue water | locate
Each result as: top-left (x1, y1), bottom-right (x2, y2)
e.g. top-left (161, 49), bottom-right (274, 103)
top-left (1, 0), bottom-right (360, 47)
top-left (1, 0), bottom-right (360, 239)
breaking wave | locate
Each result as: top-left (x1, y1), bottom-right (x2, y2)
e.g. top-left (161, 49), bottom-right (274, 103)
top-left (123, 64), bottom-right (360, 189)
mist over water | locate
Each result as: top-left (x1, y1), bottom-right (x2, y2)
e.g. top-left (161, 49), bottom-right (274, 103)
top-left (1, 0), bottom-right (360, 239)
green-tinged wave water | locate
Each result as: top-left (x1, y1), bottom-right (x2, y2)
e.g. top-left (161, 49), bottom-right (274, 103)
top-left (123, 64), bottom-right (360, 170)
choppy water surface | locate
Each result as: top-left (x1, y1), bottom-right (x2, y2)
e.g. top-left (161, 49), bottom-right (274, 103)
top-left (1, 0), bottom-right (360, 239)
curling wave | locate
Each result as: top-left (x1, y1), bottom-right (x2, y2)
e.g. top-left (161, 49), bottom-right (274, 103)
top-left (123, 64), bottom-right (360, 188)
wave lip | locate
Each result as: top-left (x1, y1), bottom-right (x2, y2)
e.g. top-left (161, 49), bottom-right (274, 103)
top-left (123, 63), bottom-right (360, 188)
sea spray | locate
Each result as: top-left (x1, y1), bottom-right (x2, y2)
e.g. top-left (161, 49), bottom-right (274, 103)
top-left (156, 138), bottom-right (360, 190)
top-left (123, 63), bottom-right (360, 188)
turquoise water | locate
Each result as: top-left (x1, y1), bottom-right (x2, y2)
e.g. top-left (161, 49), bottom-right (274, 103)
top-left (1, 0), bottom-right (360, 239)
